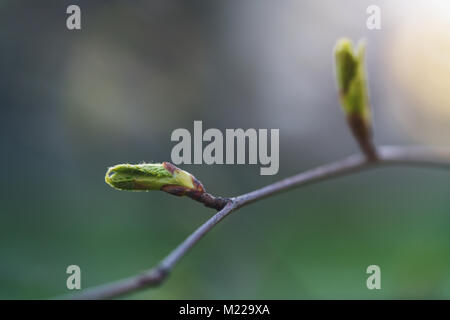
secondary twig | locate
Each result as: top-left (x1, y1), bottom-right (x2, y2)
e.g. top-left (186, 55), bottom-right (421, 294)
top-left (66, 145), bottom-right (450, 300)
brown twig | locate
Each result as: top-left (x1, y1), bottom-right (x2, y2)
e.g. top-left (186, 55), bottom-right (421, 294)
top-left (65, 145), bottom-right (450, 300)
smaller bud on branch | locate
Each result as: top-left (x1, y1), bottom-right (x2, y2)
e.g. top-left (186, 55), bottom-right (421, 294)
top-left (334, 38), bottom-right (377, 161)
top-left (105, 162), bottom-right (229, 211)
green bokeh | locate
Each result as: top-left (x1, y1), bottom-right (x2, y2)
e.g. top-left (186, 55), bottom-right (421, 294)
top-left (1, 1), bottom-right (450, 299)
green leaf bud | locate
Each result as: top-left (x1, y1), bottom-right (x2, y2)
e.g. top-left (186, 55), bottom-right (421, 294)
top-left (105, 162), bottom-right (205, 196)
top-left (334, 38), bottom-right (371, 123)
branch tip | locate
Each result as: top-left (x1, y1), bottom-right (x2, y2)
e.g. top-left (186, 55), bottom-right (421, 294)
top-left (105, 162), bottom-right (228, 210)
top-left (334, 38), bottom-right (376, 160)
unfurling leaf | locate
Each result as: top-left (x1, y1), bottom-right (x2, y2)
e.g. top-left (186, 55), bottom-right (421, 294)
top-left (334, 38), bottom-right (371, 123)
top-left (105, 162), bottom-right (205, 196)
top-left (334, 38), bottom-right (377, 160)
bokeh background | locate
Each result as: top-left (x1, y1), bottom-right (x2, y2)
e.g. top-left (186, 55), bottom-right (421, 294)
top-left (1, 0), bottom-right (450, 299)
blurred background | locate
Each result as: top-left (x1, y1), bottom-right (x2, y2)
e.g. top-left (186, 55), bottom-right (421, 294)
top-left (1, 0), bottom-right (450, 299)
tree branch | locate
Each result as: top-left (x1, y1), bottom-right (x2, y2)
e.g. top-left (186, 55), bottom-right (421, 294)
top-left (67, 145), bottom-right (450, 300)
